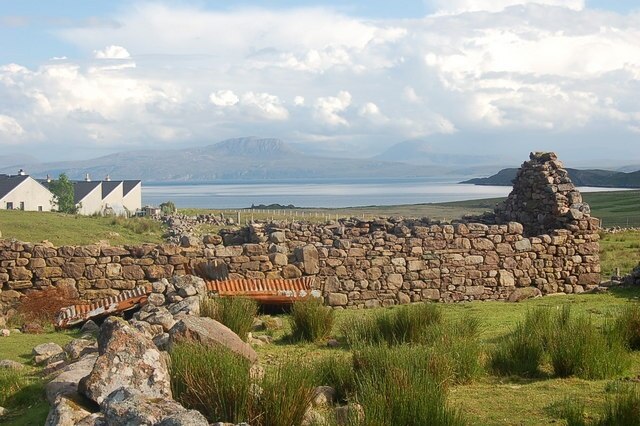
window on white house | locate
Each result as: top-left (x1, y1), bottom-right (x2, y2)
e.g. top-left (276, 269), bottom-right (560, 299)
top-left (19, 202), bottom-right (24, 210)
top-left (38, 206), bottom-right (43, 211)
top-left (6, 202), bottom-right (13, 209)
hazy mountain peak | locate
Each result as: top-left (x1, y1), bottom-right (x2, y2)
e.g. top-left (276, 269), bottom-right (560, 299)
top-left (208, 137), bottom-right (299, 158)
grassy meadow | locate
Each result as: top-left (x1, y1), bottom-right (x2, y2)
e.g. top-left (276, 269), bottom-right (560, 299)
top-left (4, 291), bottom-right (640, 425)
top-left (0, 210), bottom-right (164, 246)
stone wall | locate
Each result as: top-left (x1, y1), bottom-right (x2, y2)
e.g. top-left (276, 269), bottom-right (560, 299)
top-left (0, 152), bottom-right (601, 315)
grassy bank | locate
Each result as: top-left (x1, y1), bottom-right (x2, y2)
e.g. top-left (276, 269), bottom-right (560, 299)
top-left (0, 211), bottom-right (164, 246)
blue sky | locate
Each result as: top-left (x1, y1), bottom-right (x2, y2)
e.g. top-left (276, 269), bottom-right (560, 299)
top-left (1, 0), bottom-right (640, 165)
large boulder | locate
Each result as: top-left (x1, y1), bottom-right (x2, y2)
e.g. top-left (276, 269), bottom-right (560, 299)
top-left (78, 317), bottom-right (172, 404)
top-left (101, 387), bottom-right (208, 426)
top-left (44, 396), bottom-right (95, 426)
top-left (46, 353), bottom-right (98, 404)
top-left (33, 342), bottom-right (65, 365)
top-left (508, 287), bottom-right (543, 303)
top-left (169, 316), bottom-right (258, 363)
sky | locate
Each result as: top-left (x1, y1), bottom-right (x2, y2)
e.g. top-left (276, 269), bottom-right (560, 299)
top-left (1, 0), bottom-right (640, 166)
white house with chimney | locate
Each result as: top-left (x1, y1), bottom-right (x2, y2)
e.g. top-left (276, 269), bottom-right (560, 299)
top-left (0, 170), bottom-right (54, 211)
top-left (1, 170), bottom-right (142, 216)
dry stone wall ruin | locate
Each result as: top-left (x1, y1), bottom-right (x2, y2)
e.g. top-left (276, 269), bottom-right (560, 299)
top-left (0, 152), bottom-right (601, 315)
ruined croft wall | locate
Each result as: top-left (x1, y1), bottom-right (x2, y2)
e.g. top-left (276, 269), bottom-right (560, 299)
top-left (0, 152), bottom-right (601, 312)
top-left (0, 216), bottom-right (600, 312)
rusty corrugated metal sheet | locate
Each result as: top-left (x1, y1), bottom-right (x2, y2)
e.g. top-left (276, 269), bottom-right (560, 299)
top-left (205, 276), bottom-right (319, 302)
top-left (55, 284), bottom-right (151, 329)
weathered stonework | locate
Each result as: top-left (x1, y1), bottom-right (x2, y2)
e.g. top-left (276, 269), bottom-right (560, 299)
top-left (0, 152), bottom-right (600, 314)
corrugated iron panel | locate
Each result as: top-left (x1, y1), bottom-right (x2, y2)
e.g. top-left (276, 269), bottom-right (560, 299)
top-left (205, 276), bottom-right (316, 301)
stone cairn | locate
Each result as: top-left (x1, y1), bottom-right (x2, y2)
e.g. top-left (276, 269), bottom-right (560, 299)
top-left (495, 152), bottom-right (593, 236)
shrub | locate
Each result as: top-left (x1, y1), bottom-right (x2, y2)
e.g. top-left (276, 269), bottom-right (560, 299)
top-left (252, 361), bottom-right (315, 426)
top-left (289, 298), bottom-right (335, 342)
top-left (200, 297), bottom-right (258, 342)
top-left (170, 343), bottom-right (252, 423)
top-left (614, 304), bottom-right (640, 350)
top-left (17, 286), bottom-right (80, 327)
top-left (313, 354), bottom-right (356, 403)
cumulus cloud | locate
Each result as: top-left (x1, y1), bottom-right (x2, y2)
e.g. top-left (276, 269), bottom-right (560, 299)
top-left (93, 45), bottom-right (131, 59)
top-left (0, 2), bottom-right (639, 162)
top-left (427, 0), bottom-right (585, 14)
top-left (314, 91), bottom-right (352, 127)
top-left (0, 114), bottom-right (24, 140)
top-left (209, 90), bottom-right (239, 107)
top-left (240, 92), bottom-right (289, 120)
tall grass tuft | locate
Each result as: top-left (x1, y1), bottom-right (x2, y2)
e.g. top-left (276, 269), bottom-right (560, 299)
top-left (490, 324), bottom-right (545, 377)
top-left (352, 345), bottom-right (465, 426)
top-left (289, 298), bottom-right (335, 342)
top-left (0, 369), bottom-right (44, 409)
top-left (313, 354), bottom-right (356, 403)
top-left (599, 384), bottom-right (640, 425)
top-left (252, 362), bottom-right (315, 426)
top-left (548, 313), bottom-right (630, 380)
top-left (170, 342), bottom-right (252, 423)
top-left (615, 304), bottom-right (640, 350)
top-left (435, 316), bottom-right (484, 384)
top-left (200, 297), bottom-right (258, 342)
top-left (343, 303), bottom-right (443, 347)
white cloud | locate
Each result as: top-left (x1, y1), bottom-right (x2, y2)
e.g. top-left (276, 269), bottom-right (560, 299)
top-left (0, 115), bottom-right (24, 142)
top-left (209, 90), bottom-right (239, 107)
top-left (1, 3), bottom-right (639, 162)
top-left (428, 0), bottom-right (585, 14)
top-left (93, 45), bottom-right (131, 59)
top-left (241, 92), bottom-right (289, 120)
top-left (314, 91), bottom-right (352, 127)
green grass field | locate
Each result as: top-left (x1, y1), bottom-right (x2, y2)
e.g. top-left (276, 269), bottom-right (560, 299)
top-left (3, 290), bottom-right (640, 425)
top-left (0, 211), bottom-right (164, 246)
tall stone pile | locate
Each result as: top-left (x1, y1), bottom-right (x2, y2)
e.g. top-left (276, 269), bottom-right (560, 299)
top-left (495, 152), bottom-right (592, 236)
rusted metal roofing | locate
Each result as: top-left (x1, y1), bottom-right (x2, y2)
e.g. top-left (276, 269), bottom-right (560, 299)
top-left (205, 276), bottom-right (319, 303)
top-left (56, 284), bottom-right (151, 329)
top-left (55, 274), bottom-right (320, 329)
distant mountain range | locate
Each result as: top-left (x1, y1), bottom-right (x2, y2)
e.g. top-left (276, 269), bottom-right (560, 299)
top-left (0, 137), bottom-right (453, 182)
top-left (462, 168), bottom-right (640, 188)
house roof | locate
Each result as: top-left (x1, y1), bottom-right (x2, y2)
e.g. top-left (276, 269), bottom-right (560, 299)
top-left (122, 180), bottom-right (141, 197)
top-left (101, 181), bottom-right (122, 199)
top-left (73, 181), bottom-right (101, 204)
top-left (0, 175), bottom-right (29, 199)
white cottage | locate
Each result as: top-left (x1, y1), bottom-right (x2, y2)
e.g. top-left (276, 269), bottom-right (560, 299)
top-left (0, 172), bottom-right (53, 211)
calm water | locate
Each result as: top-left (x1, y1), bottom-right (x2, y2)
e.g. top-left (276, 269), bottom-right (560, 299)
top-left (141, 178), bottom-right (621, 209)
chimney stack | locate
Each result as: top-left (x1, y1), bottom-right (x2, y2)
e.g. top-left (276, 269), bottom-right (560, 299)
top-left (46, 174), bottom-right (51, 183)
top-left (17, 169), bottom-right (25, 176)
top-left (105, 174), bottom-right (111, 181)
top-left (85, 173), bottom-right (91, 182)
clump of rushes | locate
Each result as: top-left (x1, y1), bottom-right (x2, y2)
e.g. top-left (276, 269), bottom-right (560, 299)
top-left (252, 361), bottom-right (316, 426)
top-left (289, 297), bottom-right (335, 342)
top-left (614, 304), bottom-right (640, 350)
top-left (343, 303), bottom-right (443, 347)
top-left (559, 385), bottom-right (640, 426)
top-left (200, 296), bottom-right (258, 342)
top-left (312, 354), bottom-right (356, 403)
top-left (352, 345), bottom-right (466, 426)
top-left (490, 322), bottom-right (545, 377)
top-left (170, 342), bottom-right (252, 423)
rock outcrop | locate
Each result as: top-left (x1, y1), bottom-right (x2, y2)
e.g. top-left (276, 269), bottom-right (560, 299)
top-left (79, 317), bottom-right (172, 405)
top-left (169, 315), bottom-right (258, 363)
